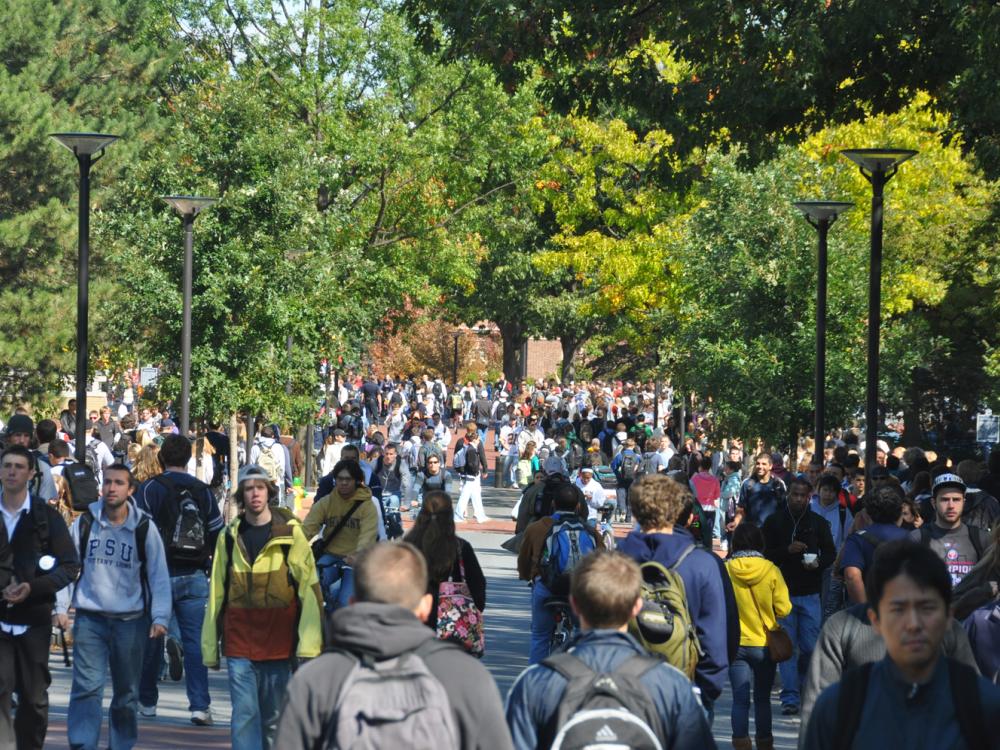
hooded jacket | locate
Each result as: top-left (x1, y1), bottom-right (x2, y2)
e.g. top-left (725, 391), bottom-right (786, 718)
top-left (57, 499), bottom-right (172, 627)
top-left (273, 602), bottom-right (513, 750)
top-left (301, 485), bottom-right (378, 557)
top-left (619, 527), bottom-right (730, 701)
top-left (505, 630), bottom-right (717, 750)
top-left (726, 553), bottom-right (792, 647)
top-left (201, 508), bottom-right (323, 665)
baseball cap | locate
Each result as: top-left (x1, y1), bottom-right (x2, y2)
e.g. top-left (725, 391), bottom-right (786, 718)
top-left (238, 464), bottom-right (274, 486)
top-left (6, 414), bottom-right (34, 436)
top-left (932, 473), bottom-right (966, 496)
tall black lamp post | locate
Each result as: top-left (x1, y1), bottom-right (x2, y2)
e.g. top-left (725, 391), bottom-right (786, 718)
top-left (50, 133), bottom-right (120, 462)
top-left (840, 149), bottom-right (916, 478)
top-left (161, 196), bottom-right (217, 436)
top-left (452, 331), bottom-right (461, 385)
top-left (793, 200), bottom-right (853, 448)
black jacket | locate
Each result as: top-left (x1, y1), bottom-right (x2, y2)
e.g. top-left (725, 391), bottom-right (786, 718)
top-left (0, 498), bottom-right (80, 627)
top-left (275, 602), bottom-right (513, 750)
top-left (763, 504), bottom-right (836, 596)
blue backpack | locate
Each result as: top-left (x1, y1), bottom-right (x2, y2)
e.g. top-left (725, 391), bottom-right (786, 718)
top-left (540, 515), bottom-right (596, 595)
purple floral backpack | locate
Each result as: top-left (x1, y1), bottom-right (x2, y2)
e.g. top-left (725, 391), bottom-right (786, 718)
top-left (435, 548), bottom-right (485, 657)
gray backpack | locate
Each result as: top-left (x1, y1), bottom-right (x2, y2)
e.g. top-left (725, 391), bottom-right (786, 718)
top-left (328, 639), bottom-right (460, 749)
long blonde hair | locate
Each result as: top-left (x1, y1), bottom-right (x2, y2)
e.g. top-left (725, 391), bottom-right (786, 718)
top-left (133, 444), bottom-right (163, 483)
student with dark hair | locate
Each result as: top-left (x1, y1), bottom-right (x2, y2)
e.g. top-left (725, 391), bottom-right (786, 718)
top-left (803, 541), bottom-right (1000, 749)
top-left (404, 491), bottom-right (486, 629)
top-left (839, 486), bottom-right (909, 604)
top-left (136, 434), bottom-right (224, 724)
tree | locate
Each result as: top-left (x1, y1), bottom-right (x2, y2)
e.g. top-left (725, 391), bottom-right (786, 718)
top-left (670, 95), bottom-right (997, 444)
top-left (0, 0), bottom-right (176, 407)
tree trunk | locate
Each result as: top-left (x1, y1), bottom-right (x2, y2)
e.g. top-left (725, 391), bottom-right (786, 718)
top-left (499, 322), bottom-right (526, 381)
top-left (560, 334), bottom-right (580, 382)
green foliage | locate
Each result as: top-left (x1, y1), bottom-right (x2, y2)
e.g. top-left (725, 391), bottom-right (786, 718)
top-left (0, 0), bottom-right (176, 406)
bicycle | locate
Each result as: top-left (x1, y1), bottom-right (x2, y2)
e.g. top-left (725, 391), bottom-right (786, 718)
top-left (596, 502), bottom-right (617, 551)
top-left (546, 597), bottom-right (575, 653)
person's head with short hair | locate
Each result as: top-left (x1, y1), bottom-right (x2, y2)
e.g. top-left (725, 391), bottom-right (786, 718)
top-left (340, 444), bottom-right (360, 462)
top-left (624, 438), bottom-right (636, 450)
top-left (421, 428), bottom-right (434, 443)
top-left (698, 455), bottom-right (712, 472)
top-left (36, 419), bottom-right (57, 444)
top-left (569, 551), bottom-right (643, 631)
top-left (630, 474), bottom-right (688, 531)
top-left (816, 473), bottom-right (841, 508)
top-left (48, 438), bottom-right (70, 463)
top-left (159, 434), bottom-right (192, 468)
top-left (552, 481), bottom-right (581, 513)
top-left (1, 444), bottom-right (36, 495)
top-left (866, 485), bottom-right (904, 525)
top-left (787, 476), bottom-right (811, 513)
top-left (865, 541), bottom-right (952, 682)
top-left (730, 522), bottom-right (765, 554)
top-left (724, 460), bottom-right (741, 475)
top-left (102, 463), bottom-right (137, 509)
top-left (753, 452), bottom-right (772, 480)
top-left (353, 541), bottom-right (431, 618)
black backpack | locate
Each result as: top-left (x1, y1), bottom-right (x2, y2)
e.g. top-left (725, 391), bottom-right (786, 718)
top-left (460, 442), bottom-right (481, 476)
top-left (834, 659), bottom-right (988, 750)
top-left (618, 452), bottom-right (639, 482)
top-left (78, 508), bottom-right (151, 610)
top-left (539, 652), bottom-right (666, 750)
top-left (64, 462), bottom-right (100, 511)
top-left (153, 475), bottom-right (209, 567)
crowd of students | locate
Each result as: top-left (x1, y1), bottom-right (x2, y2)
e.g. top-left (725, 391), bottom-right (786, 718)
top-left (2, 377), bottom-right (1000, 749)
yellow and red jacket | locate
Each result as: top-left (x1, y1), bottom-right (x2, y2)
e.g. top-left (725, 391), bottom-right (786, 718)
top-left (201, 509), bottom-right (323, 665)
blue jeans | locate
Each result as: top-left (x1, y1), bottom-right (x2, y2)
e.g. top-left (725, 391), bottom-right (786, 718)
top-left (529, 580), bottom-right (557, 665)
top-left (69, 612), bottom-right (149, 750)
top-left (316, 554), bottom-right (354, 612)
top-left (227, 657), bottom-right (292, 750)
top-left (778, 594), bottom-right (821, 708)
top-left (821, 567), bottom-right (845, 622)
top-left (139, 572), bottom-right (211, 711)
top-left (729, 645), bottom-right (776, 739)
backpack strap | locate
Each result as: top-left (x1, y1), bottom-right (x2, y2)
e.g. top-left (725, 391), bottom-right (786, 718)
top-left (79, 506), bottom-right (151, 613)
top-left (834, 662), bottom-right (873, 750)
top-left (918, 525), bottom-right (932, 546)
top-left (540, 651), bottom-right (595, 683)
top-left (669, 543), bottom-right (696, 572)
top-left (31, 497), bottom-right (51, 549)
top-left (948, 658), bottom-right (989, 750)
top-left (317, 501), bottom-right (365, 551)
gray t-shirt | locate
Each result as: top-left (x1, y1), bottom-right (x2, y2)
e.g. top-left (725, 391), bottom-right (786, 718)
top-left (910, 524), bottom-right (980, 587)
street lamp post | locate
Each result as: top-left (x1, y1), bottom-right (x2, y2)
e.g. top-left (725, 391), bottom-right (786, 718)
top-left (161, 196), bottom-right (217, 436)
top-left (452, 331), bottom-right (461, 385)
top-left (50, 133), bottom-right (120, 462)
top-left (840, 148), bottom-right (917, 478)
top-left (793, 200), bottom-right (853, 448)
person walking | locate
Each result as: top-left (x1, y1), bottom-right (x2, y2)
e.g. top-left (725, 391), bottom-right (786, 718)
top-left (273, 542), bottom-right (513, 749)
top-left (0, 444), bottom-right (80, 749)
top-left (404, 491), bottom-right (486, 635)
top-left (202, 465), bottom-right (323, 750)
top-left (58, 464), bottom-right (171, 750)
top-left (762, 477), bottom-right (835, 716)
top-left (453, 422), bottom-right (489, 524)
top-left (726, 522), bottom-right (792, 750)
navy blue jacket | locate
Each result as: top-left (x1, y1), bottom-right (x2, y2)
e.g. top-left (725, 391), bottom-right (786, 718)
top-left (505, 630), bottom-right (716, 750)
top-left (137, 470), bottom-right (223, 576)
top-left (618, 527), bottom-right (730, 702)
top-left (804, 656), bottom-right (1000, 749)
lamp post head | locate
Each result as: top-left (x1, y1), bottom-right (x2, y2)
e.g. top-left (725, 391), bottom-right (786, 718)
top-left (793, 200), bottom-right (854, 225)
top-left (161, 195), bottom-right (217, 218)
top-left (840, 148), bottom-right (917, 173)
top-left (50, 132), bottom-right (120, 157)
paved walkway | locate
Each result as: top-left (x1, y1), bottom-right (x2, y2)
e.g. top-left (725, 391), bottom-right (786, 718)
top-left (42, 482), bottom-right (803, 748)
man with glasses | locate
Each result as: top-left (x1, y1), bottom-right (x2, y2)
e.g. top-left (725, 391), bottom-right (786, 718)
top-left (302, 460), bottom-right (378, 611)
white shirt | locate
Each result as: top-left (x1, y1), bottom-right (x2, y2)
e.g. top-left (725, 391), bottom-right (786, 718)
top-left (0, 491), bottom-right (32, 636)
top-left (575, 477), bottom-right (607, 520)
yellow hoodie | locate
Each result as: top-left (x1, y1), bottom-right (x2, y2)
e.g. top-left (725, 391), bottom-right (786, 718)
top-left (726, 553), bottom-right (792, 648)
